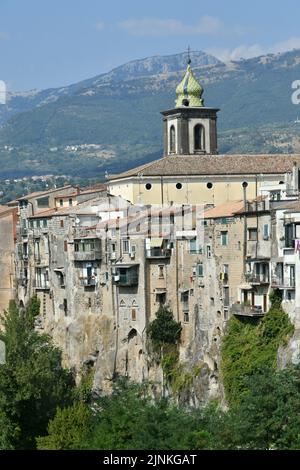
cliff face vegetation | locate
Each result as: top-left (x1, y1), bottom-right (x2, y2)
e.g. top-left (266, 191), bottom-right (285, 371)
top-left (221, 291), bottom-right (294, 406)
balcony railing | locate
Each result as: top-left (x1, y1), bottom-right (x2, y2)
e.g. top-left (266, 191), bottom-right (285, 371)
top-left (74, 250), bottom-right (102, 261)
top-left (80, 277), bottom-right (97, 287)
top-left (231, 303), bottom-right (265, 317)
top-left (271, 277), bottom-right (295, 288)
top-left (146, 248), bottom-right (171, 258)
top-left (34, 280), bottom-right (50, 290)
top-left (116, 269), bottom-right (139, 286)
top-left (245, 273), bottom-right (270, 284)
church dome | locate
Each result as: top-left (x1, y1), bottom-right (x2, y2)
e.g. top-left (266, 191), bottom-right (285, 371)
top-left (175, 63), bottom-right (204, 108)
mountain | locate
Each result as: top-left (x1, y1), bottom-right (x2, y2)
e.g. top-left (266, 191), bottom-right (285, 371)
top-left (1, 49), bottom-right (300, 179)
top-left (0, 51), bottom-right (220, 126)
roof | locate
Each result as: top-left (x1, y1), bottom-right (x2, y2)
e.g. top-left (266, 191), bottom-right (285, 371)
top-left (108, 155), bottom-right (300, 180)
top-left (0, 205), bottom-right (17, 218)
top-left (204, 200), bottom-right (244, 219)
top-left (17, 185), bottom-right (75, 201)
top-left (280, 200), bottom-right (300, 213)
top-left (54, 185), bottom-right (107, 199)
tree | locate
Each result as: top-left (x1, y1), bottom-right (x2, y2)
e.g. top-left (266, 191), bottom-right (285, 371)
top-left (0, 299), bottom-right (75, 449)
top-left (147, 306), bottom-right (182, 347)
top-left (36, 402), bottom-right (91, 450)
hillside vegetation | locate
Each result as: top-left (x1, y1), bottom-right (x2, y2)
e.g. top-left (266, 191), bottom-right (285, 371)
top-left (1, 50), bottom-right (300, 179)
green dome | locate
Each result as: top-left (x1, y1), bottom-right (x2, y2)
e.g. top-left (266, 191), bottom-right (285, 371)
top-left (175, 64), bottom-right (204, 107)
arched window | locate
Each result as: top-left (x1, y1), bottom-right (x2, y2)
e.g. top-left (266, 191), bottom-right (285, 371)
top-left (170, 125), bottom-right (176, 153)
top-left (194, 124), bottom-right (205, 152)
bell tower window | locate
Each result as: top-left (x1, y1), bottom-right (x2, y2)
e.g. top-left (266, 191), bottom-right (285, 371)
top-left (194, 124), bottom-right (205, 153)
top-left (170, 125), bottom-right (176, 154)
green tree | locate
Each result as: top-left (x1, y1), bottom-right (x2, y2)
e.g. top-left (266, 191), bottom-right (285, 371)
top-left (0, 299), bottom-right (75, 449)
top-left (147, 306), bottom-right (182, 347)
top-left (36, 402), bottom-right (91, 450)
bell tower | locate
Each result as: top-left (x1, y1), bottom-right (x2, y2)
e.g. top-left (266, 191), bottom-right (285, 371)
top-left (161, 55), bottom-right (219, 156)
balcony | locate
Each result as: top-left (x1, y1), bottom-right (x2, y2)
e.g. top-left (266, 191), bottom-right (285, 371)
top-left (245, 273), bottom-right (270, 285)
top-left (271, 276), bottom-right (295, 289)
top-left (34, 280), bottom-right (50, 290)
top-left (17, 226), bottom-right (28, 237)
top-left (74, 250), bottom-right (102, 261)
top-left (115, 265), bottom-right (139, 286)
top-left (146, 248), bottom-right (171, 258)
top-left (231, 303), bottom-right (265, 317)
top-left (80, 277), bottom-right (97, 287)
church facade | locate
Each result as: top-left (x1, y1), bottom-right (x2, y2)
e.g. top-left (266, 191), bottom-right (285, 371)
top-left (108, 61), bottom-right (300, 206)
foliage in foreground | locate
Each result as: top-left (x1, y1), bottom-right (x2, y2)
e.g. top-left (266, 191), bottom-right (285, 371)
top-left (38, 365), bottom-right (300, 451)
top-left (0, 298), bottom-right (75, 449)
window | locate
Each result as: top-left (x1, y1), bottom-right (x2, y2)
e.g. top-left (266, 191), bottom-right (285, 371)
top-left (206, 245), bottom-right (212, 258)
top-left (156, 292), bottom-right (166, 306)
top-left (189, 238), bottom-right (202, 254)
top-left (64, 240), bottom-right (68, 252)
top-left (63, 299), bottom-right (68, 316)
top-left (238, 241), bottom-right (241, 250)
top-left (37, 196), bottom-right (49, 208)
top-left (59, 199), bottom-right (63, 207)
top-left (207, 182), bottom-right (213, 189)
top-left (184, 312), bottom-right (190, 323)
top-left (69, 198), bottom-right (73, 206)
top-left (43, 219), bottom-right (48, 228)
top-left (176, 182), bottom-right (182, 190)
top-left (60, 220), bottom-right (64, 228)
top-left (221, 231), bottom-right (228, 246)
top-left (131, 309), bottom-right (137, 321)
top-left (122, 239), bottom-right (130, 253)
top-left (36, 219), bottom-right (41, 228)
top-left (145, 183), bottom-right (152, 190)
top-left (248, 228), bottom-right (257, 241)
top-left (285, 224), bottom-right (295, 248)
top-left (170, 125), bottom-right (176, 153)
top-left (158, 265), bottom-right (164, 279)
top-left (197, 263), bottom-right (204, 277)
top-left (263, 224), bottom-right (269, 240)
top-left (223, 287), bottom-right (229, 307)
top-left (194, 124), bottom-right (205, 152)
top-left (224, 309), bottom-right (228, 321)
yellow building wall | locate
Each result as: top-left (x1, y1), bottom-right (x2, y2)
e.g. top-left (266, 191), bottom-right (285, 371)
top-left (109, 174), bottom-right (283, 206)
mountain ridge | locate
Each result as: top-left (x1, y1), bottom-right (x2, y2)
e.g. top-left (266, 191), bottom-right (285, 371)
top-left (1, 49), bottom-right (300, 179)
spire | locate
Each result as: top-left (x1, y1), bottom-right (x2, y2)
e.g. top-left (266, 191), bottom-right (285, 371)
top-left (175, 50), bottom-right (204, 108)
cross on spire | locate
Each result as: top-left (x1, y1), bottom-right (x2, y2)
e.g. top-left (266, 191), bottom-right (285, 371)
top-left (187, 46), bottom-right (191, 65)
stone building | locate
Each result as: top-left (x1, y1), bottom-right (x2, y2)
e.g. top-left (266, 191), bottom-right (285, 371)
top-left (0, 204), bottom-right (18, 312)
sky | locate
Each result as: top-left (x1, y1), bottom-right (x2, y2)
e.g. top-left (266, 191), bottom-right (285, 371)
top-left (1, 0), bottom-right (300, 91)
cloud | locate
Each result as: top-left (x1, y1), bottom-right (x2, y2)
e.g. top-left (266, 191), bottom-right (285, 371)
top-left (118, 16), bottom-right (242, 37)
top-left (96, 21), bottom-right (105, 31)
top-left (208, 37), bottom-right (300, 63)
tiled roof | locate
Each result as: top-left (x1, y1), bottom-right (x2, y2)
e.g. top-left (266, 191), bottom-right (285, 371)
top-left (204, 200), bottom-right (244, 219)
top-left (17, 185), bottom-right (75, 201)
top-left (108, 155), bottom-right (300, 180)
top-left (0, 205), bottom-right (17, 217)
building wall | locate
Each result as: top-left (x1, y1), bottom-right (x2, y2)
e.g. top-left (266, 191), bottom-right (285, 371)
top-left (0, 208), bottom-right (17, 312)
top-left (109, 174), bottom-right (286, 206)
